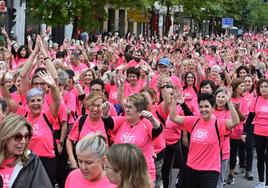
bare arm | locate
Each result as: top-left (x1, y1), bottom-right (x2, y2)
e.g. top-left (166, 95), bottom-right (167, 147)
top-left (38, 71), bottom-right (61, 117)
top-left (225, 90), bottom-right (240, 129)
top-left (169, 89), bottom-right (185, 125)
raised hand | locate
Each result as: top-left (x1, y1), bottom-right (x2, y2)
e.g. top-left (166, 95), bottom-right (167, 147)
top-left (101, 102), bottom-right (110, 118)
top-left (173, 88), bottom-right (185, 104)
top-left (226, 87), bottom-right (233, 102)
top-left (139, 110), bottom-right (154, 121)
top-left (37, 71), bottom-right (56, 87)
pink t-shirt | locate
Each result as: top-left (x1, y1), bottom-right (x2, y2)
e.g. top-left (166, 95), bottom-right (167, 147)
top-left (183, 116), bottom-right (227, 172)
top-left (108, 85), bottom-right (119, 105)
top-left (250, 96), bottom-right (268, 136)
top-left (65, 169), bottom-right (115, 188)
top-left (164, 105), bottom-right (184, 145)
top-left (71, 63), bottom-right (88, 74)
top-left (124, 82), bottom-right (144, 97)
top-left (0, 158), bottom-right (16, 188)
top-left (63, 90), bottom-right (77, 124)
top-left (113, 116), bottom-right (156, 181)
top-left (213, 109), bottom-right (231, 160)
top-left (11, 91), bottom-right (27, 106)
top-left (183, 87), bottom-right (199, 115)
top-left (16, 106), bottom-right (57, 158)
top-left (68, 116), bottom-right (107, 142)
top-left (230, 97), bottom-right (248, 139)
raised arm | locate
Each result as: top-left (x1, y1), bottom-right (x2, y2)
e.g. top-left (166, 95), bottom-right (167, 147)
top-left (169, 89), bottom-right (185, 125)
top-left (38, 71), bottom-right (61, 117)
top-left (225, 89), bottom-right (240, 129)
top-left (0, 73), bottom-right (18, 112)
top-left (39, 37), bottom-right (58, 79)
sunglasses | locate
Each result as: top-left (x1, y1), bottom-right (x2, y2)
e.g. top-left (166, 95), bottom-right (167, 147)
top-left (13, 133), bottom-right (32, 142)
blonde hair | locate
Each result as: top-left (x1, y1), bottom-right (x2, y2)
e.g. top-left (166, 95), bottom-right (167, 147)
top-left (107, 143), bottom-right (151, 188)
top-left (127, 94), bottom-right (149, 113)
top-left (84, 93), bottom-right (106, 108)
top-left (76, 132), bottom-right (106, 158)
top-left (0, 113), bottom-right (32, 166)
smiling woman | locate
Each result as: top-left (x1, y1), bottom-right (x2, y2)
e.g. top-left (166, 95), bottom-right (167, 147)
top-left (0, 113), bottom-right (53, 188)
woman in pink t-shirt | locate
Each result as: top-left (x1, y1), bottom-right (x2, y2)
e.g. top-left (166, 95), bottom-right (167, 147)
top-left (102, 93), bottom-right (163, 182)
top-left (65, 133), bottom-right (115, 188)
top-left (213, 88), bottom-right (232, 188)
top-left (244, 79), bottom-right (268, 187)
top-left (1, 71), bottom-right (61, 187)
top-left (227, 78), bottom-right (247, 185)
top-left (79, 69), bottom-right (96, 95)
top-left (105, 143), bottom-right (151, 188)
top-left (170, 90), bottom-right (240, 188)
top-left (66, 93), bottom-right (113, 169)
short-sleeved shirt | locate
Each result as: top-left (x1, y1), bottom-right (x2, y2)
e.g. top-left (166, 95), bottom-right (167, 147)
top-left (65, 169), bottom-right (115, 188)
top-left (113, 116), bottom-right (156, 181)
top-left (68, 115), bottom-right (107, 142)
top-left (17, 106), bottom-right (57, 158)
top-left (183, 116), bottom-right (227, 172)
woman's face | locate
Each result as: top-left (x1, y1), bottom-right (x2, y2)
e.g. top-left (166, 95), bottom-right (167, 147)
top-left (84, 71), bottom-right (94, 83)
top-left (260, 82), bottom-right (268, 96)
top-left (216, 91), bottom-right (227, 108)
top-left (5, 79), bottom-right (13, 89)
top-left (239, 69), bottom-right (247, 80)
top-left (15, 75), bottom-right (21, 90)
top-left (186, 73), bottom-right (195, 86)
top-left (124, 100), bottom-right (139, 121)
top-left (236, 83), bottom-right (246, 96)
top-left (200, 84), bottom-right (213, 94)
top-left (105, 160), bottom-right (121, 185)
top-left (88, 98), bottom-right (103, 120)
top-left (77, 151), bottom-right (104, 181)
top-left (6, 126), bottom-right (31, 158)
top-left (127, 73), bottom-right (138, 86)
top-left (244, 76), bottom-right (253, 91)
top-left (199, 100), bottom-right (213, 120)
top-left (20, 48), bottom-right (27, 57)
top-left (27, 95), bottom-right (44, 116)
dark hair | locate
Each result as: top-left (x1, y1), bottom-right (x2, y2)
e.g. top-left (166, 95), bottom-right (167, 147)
top-left (256, 78), bottom-right (268, 96)
top-left (65, 69), bottom-right (75, 79)
top-left (236, 65), bottom-right (249, 78)
top-left (199, 79), bottom-right (217, 94)
top-left (127, 67), bottom-right (140, 79)
top-left (214, 88), bottom-right (229, 110)
top-left (244, 74), bottom-right (255, 93)
top-left (183, 71), bottom-right (198, 95)
top-left (198, 93), bottom-right (215, 107)
top-left (17, 45), bottom-right (30, 58)
top-left (231, 78), bottom-right (244, 97)
top-left (90, 79), bottom-right (105, 92)
top-left (56, 51), bottom-right (67, 58)
top-left (0, 98), bottom-right (7, 113)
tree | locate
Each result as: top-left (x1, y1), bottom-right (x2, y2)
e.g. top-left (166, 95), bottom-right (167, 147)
top-left (28, 0), bottom-right (154, 33)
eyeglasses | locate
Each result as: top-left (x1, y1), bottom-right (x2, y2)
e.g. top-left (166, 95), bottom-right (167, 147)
top-left (32, 82), bottom-right (46, 87)
top-left (13, 133), bottom-right (32, 142)
top-left (161, 85), bottom-right (173, 89)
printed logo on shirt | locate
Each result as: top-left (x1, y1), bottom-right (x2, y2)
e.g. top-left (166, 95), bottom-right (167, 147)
top-left (33, 123), bottom-right (42, 136)
top-left (120, 132), bottom-right (136, 143)
top-left (260, 105), bottom-right (268, 114)
top-left (192, 128), bottom-right (208, 143)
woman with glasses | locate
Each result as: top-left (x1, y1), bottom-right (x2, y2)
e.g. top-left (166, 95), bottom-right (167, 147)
top-left (105, 143), bottom-right (151, 188)
top-left (65, 133), bottom-right (115, 188)
top-left (0, 113), bottom-right (53, 188)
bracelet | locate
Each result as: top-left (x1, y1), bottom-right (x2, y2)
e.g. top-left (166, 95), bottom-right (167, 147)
top-left (44, 57), bottom-right (50, 60)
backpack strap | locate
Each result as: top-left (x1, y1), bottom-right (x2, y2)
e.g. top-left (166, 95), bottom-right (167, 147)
top-left (156, 110), bottom-right (165, 127)
top-left (78, 114), bottom-right (88, 139)
top-left (191, 118), bottom-right (200, 132)
top-left (43, 113), bottom-right (61, 155)
top-left (214, 119), bottom-right (222, 158)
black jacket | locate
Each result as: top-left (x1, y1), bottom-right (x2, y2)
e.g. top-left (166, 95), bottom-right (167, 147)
top-left (0, 152), bottom-right (53, 188)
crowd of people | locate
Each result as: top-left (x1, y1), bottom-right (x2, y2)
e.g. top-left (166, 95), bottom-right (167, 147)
top-left (0, 26), bottom-right (267, 188)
